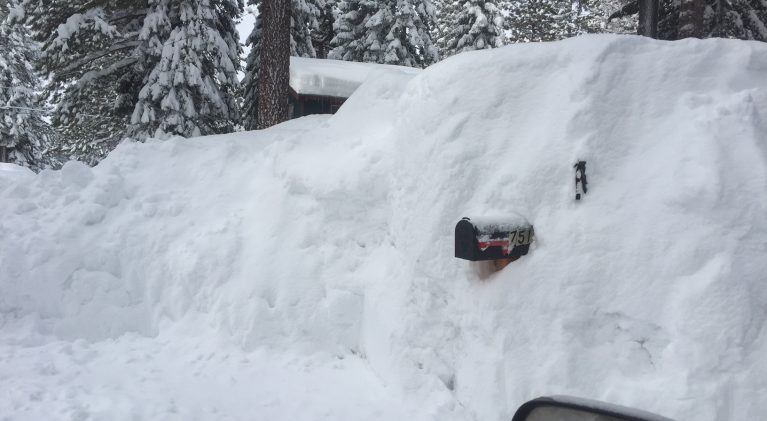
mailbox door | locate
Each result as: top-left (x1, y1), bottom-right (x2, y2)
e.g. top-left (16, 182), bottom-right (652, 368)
top-left (455, 219), bottom-right (479, 260)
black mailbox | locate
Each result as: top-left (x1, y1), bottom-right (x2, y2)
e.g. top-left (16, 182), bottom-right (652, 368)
top-left (455, 216), bottom-right (534, 261)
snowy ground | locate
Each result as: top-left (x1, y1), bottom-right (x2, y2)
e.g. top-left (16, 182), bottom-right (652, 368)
top-left (2, 35), bottom-right (767, 420)
top-left (0, 329), bottom-right (421, 421)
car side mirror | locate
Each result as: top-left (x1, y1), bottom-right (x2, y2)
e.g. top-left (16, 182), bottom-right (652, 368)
top-left (511, 396), bottom-right (673, 421)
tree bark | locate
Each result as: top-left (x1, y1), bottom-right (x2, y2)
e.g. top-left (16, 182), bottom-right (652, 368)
top-left (638, 0), bottom-right (659, 38)
top-left (257, 0), bottom-right (291, 129)
top-left (678, 0), bottom-right (705, 38)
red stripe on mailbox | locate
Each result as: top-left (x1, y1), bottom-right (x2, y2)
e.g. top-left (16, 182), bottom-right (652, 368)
top-left (478, 240), bottom-right (511, 255)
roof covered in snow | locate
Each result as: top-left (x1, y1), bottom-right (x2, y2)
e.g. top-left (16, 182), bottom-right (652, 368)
top-left (289, 57), bottom-right (421, 98)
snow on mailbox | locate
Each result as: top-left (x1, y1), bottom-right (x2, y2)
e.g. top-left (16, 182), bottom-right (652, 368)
top-left (455, 215), bottom-right (534, 264)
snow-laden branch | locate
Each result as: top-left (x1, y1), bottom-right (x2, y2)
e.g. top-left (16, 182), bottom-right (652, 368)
top-left (78, 56), bottom-right (140, 86)
top-left (56, 40), bottom-right (141, 78)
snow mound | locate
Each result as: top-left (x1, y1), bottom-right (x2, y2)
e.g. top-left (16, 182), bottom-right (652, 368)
top-left (0, 162), bottom-right (35, 182)
top-left (2, 35), bottom-right (767, 421)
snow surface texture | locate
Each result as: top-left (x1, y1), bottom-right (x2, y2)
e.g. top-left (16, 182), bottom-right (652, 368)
top-left (0, 163), bottom-right (34, 182)
top-left (289, 56), bottom-right (421, 97)
top-left (2, 35), bottom-right (767, 420)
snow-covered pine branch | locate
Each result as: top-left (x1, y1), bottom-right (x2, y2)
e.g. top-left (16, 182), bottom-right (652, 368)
top-left (329, 0), bottom-right (438, 67)
top-left (128, 0), bottom-right (243, 139)
top-left (25, 0), bottom-right (148, 164)
top-left (505, 0), bottom-right (597, 43)
top-left (436, 0), bottom-right (507, 57)
top-left (242, 0), bottom-right (264, 130)
top-left (0, 0), bottom-right (55, 170)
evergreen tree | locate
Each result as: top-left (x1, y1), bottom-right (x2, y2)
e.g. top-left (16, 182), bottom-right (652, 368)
top-left (129, 0), bottom-right (243, 139)
top-left (608, 0), bottom-right (766, 40)
top-left (431, 0), bottom-right (448, 51)
top-left (437, 0), bottom-right (506, 56)
top-left (242, 0), bottom-right (329, 129)
top-left (506, 0), bottom-right (597, 43)
top-left (26, 0), bottom-right (147, 164)
top-left (293, 0), bottom-right (324, 57)
top-left (242, 1), bottom-right (264, 130)
top-left (330, 0), bottom-right (378, 62)
top-left (592, 0), bottom-right (637, 34)
top-left (330, 0), bottom-right (439, 67)
top-left (313, 1), bottom-right (337, 58)
top-left (27, 0), bottom-right (245, 161)
top-left (0, 0), bottom-right (54, 170)
top-left (706, 0), bottom-right (766, 40)
top-left (678, 0), bottom-right (704, 38)
top-left (257, 0), bottom-right (291, 128)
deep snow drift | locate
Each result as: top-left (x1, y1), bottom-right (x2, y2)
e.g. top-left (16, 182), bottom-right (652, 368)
top-left (2, 35), bottom-right (767, 421)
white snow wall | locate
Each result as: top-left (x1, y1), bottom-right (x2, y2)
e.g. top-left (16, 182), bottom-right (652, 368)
top-left (2, 35), bottom-right (767, 420)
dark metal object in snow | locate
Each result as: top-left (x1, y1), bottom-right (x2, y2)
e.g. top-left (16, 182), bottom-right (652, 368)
top-left (511, 395), bottom-right (673, 421)
top-left (455, 217), bottom-right (534, 262)
top-left (574, 161), bottom-right (588, 200)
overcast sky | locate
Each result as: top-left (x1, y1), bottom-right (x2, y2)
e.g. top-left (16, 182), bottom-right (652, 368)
top-left (236, 7), bottom-right (257, 79)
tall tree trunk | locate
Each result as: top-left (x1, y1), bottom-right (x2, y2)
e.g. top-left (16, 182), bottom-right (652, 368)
top-left (638, 0), bottom-right (659, 38)
top-left (712, 0), bottom-right (725, 37)
top-left (257, 0), bottom-right (291, 129)
top-left (678, 0), bottom-right (705, 38)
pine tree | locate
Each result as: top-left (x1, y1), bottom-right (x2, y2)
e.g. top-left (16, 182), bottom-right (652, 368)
top-left (242, 0), bottom-right (330, 129)
top-left (678, 0), bottom-right (704, 37)
top-left (431, 0), bottom-right (448, 51)
top-left (506, 0), bottom-right (597, 43)
top-left (257, 0), bottom-right (291, 128)
top-left (330, 0), bottom-right (377, 62)
top-left (129, 0), bottom-right (243, 139)
top-left (437, 0), bottom-right (506, 57)
top-left (27, 0), bottom-right (245, 162)
top-left (26, 0), bottom-right (147, 164)
top-left (242, 1), bottom-right (264, 130)
top-left (313, 1), bottom-right (337, 58)
top-left (592, 0), bottom-right (637, 34)
top-left (0, 0), bottom-right (54, 170)
top-left (708, 0), bottom-right (766, 40)
top-left (330, 0), bottom-right (439, 67)
top-left (293, 0), bottom-right (324, 57)
top-left (607, 0), bottom-right (766, 41)
top-left (396, 0), bottom-right (440, 66)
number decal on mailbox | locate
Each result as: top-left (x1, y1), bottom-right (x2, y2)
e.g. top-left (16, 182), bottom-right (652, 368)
top-left (517, 230), bottom-right (526, 245)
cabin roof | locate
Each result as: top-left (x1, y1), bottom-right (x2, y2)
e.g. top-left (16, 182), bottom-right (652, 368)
top-left (289, 57), bottom-right (421, 98)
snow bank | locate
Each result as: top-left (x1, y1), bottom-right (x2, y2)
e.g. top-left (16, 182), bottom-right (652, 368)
top-left (0, 162), bottom-right (34, 182)
top-left (1, 35), bottom-right (767, 421)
